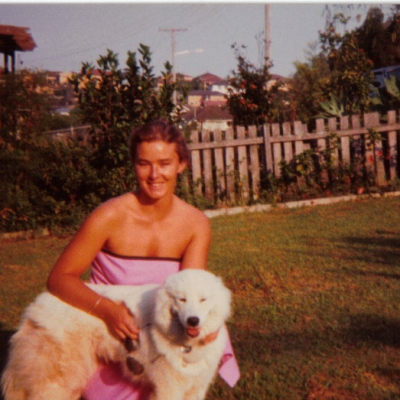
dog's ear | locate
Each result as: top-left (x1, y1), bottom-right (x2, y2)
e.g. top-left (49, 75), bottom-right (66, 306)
top-left (154, 286), bottom-right (174, 328)
top-left (219, 282), bottom-right (232, 321)
top-left (209, 276), bottom-right (232, 324)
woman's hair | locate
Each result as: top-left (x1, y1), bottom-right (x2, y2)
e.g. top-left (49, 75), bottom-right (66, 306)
top-left (129, 120), bottom-right (190, 164)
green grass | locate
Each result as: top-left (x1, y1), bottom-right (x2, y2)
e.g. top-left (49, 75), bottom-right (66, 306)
top-left (2, 196), bottom-right (400, 399)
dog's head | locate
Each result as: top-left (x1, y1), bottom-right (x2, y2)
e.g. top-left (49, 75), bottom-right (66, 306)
top-left (154, 269), bottom-right (231, 341)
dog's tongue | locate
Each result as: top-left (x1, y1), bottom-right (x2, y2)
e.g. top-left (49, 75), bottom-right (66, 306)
top-left (186, 327), bottom-right (200, 337)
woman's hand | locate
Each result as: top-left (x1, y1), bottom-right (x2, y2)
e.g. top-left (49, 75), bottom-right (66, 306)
top-left (95, 298), bottom-right (140, 341)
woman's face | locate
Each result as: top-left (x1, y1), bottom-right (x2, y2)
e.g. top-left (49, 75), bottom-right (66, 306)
top-left (134, 140), bottom-right (186, 201)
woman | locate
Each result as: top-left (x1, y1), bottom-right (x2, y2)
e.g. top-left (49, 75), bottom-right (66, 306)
top-left (47, 120), bottom-right (239, 399)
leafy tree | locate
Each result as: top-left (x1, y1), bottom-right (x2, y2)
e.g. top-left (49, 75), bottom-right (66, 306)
top-left (319, 13), bottom-right (375, 115)
top-left (290, 52), bottom-right (331, 126)
top-left (355, 6), bottom-right (400, 69)
top-left (69, 44), bottom-right (178, 200)
top-left (0, 70), bottom-right (51, 147)
top-left (225, 44), bottom-right (279, 127)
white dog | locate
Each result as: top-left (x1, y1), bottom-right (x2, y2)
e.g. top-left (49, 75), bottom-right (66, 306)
top-left (1, 269), bottom-right (231, 400)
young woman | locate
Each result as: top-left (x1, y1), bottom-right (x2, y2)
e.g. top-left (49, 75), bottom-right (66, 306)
top-left (47, 120), bottom-right (239, 399)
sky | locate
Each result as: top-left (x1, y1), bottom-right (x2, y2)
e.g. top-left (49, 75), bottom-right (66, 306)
top-left (0, 2), bottom-right (391, 79)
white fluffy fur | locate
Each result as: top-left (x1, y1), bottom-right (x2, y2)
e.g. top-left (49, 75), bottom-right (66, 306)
top-left (1, 269), bottom-right (231, 400)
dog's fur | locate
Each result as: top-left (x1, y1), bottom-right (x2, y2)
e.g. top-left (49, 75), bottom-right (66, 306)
top-left (1, 269), bottom-right (231, 400)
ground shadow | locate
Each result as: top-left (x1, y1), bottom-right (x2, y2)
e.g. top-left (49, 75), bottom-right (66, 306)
top-left (338, 233), bottom-right (400, 267)
top-left (337, 266), bottom-right (400, 280)
top-left (340, 313), bottom-right (400, 348)
top-left (233, 313), bottom-right (400, 364)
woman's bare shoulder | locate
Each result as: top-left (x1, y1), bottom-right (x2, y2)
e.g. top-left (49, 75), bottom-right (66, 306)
top-left (173, 196), bottom-right (210, 228)
top-left (86, 193), bottom-right (134, 224)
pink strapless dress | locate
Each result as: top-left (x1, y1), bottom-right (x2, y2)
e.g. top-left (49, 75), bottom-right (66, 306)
top-left (82, 250), bottom-right (240, 400)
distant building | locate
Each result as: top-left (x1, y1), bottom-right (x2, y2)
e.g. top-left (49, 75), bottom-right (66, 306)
top-left (187, 90), bottom-right (226, 107)
top-left (210, 80), bottom-right (230, 95)
top-left (184, 105), bottom-right (232, 131)
top-left (0, 24), bottom-right (36, 74)
top-left (193, 72), bottom-right (222, 90)
top-left (59, 71), bottom-right (74, 85)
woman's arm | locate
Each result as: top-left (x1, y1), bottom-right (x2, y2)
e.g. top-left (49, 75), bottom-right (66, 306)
top-left (180, 210), bottom-right (211, 270)
top-left (47, 204), bottom-right (139, 341)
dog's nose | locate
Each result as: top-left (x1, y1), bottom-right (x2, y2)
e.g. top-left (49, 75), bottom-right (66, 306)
top-left (187, 316), bottom-right (199, 327)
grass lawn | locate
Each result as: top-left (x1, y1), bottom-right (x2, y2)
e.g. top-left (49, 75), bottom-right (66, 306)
top-left (1, 196), bottom-right (400, 399)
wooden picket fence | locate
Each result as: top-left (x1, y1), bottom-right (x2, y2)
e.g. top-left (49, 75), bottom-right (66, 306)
top-left (187, 110), bottom-right (400, 203)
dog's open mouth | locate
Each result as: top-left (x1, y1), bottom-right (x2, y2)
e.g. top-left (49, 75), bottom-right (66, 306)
top-left (186, 327), bottom-right (200, 338)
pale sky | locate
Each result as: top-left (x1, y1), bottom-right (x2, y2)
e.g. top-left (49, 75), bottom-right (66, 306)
top-left (0, 2), bottom-right (391, 79)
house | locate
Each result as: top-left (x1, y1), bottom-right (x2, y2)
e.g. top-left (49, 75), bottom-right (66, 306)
top-left (59, 71), bottom-right (74, 85)
top-left (187, 90), bottom-right (226, 108)
top-left (210, 80), bottom-right (230, 95)
top-left (267, 74), bottom-right (288, 91)
top-left (184, 105), bottom-right (232, 131)
top-left (193, 72), bottom-right (222, 90)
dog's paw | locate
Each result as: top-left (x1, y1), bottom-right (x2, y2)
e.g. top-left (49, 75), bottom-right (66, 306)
top-left (126, 356), bottom-right (145, 375)
top-left (124, 337), bottom-right (139, 352)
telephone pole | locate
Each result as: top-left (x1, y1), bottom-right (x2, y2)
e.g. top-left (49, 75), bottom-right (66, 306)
top-left (265, 4), bottom-right (271, 68)
top-left (159, 27), bottom-right (187, 104)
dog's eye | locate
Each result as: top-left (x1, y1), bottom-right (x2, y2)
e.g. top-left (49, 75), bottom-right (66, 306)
top-left (179, 298), bottom-right (187, 302)
top-left (200, 298), bottom-right (207, 302)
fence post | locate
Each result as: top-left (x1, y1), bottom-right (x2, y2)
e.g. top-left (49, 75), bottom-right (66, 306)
top-left (237, 126), bottom-right (249, 201)
top-left (271, 123), bottom-right (282, 178)
top-left (202, 130), bottom-right (214, 202)
top-left (351, 114), bottom-right (363, 182)
top-left (293, 121), bottom-right (304, 154)
top-left (190, 130), bottom-right (202, 197)
top-left (213, 129), bottom-right (226, 202)
top-left (315, 118), bottom-right (328, 185)
top-left (328, 117), bottom-right (339, 170)
top-left (225, 127), bottom-right (235, 203)
top-left (364, 112), bottom-right (385, 186)
top-left (294, 121), bottom-right (305, 188)
top-left (263, 124), bottom-right (273, 174)
top-left (248, 125), bottom-right (260, 199)
top-left (340, 116), bottom-right (351, 167)
top-left (282, 122), bottom-right (293, 165)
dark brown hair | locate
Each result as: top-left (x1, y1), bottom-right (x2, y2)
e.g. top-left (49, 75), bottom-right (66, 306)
top-left (129, 120), bottom-right (189, 164)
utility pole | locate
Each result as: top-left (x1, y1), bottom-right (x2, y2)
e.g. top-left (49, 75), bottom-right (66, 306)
top-left (159, 27), bottom-right (187, 104)
top-left (265, 4), bottom-right (271, 68)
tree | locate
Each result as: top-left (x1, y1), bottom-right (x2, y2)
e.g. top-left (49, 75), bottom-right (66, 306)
top-left (0, 70), bottom-right (51, 147)
top-left (69, 44), bottom-right (178, 200)
top-left (355, 6), bottom-right (400, 69)
top-left (0, 70), bottom-right (96, 232)
top-left (225, 44), bottom-right (279, 127)
top-left (319, 13), bottom-right (375, 115)
top-left (290, 51), bottom-right (331, 126)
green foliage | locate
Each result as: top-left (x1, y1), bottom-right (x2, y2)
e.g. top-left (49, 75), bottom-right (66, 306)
top-left (356, 6), bottom-right (400, 69)
top-left (0, 139), bottom-right (96, 232)
top-left (225, 44), bottom-right (279, 127)
top-left (0, 44), bottom-right (182, 232)
top-left (290, 53), bottom-right (331, 127)
top-left (316, 93), bottom-right (345, 119)
top-left (69, 45), bottom-right (178, 201)
top-left (0, 70), bottom-right (52, 146)
top-left (370, 74), bottom-right (400, 114)
top-left (45, 109), bottom-right (84, 131)
top-left (319, 13), bottom-right (375, 115)
top-left (266, 134), bottom-right (358, 202)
